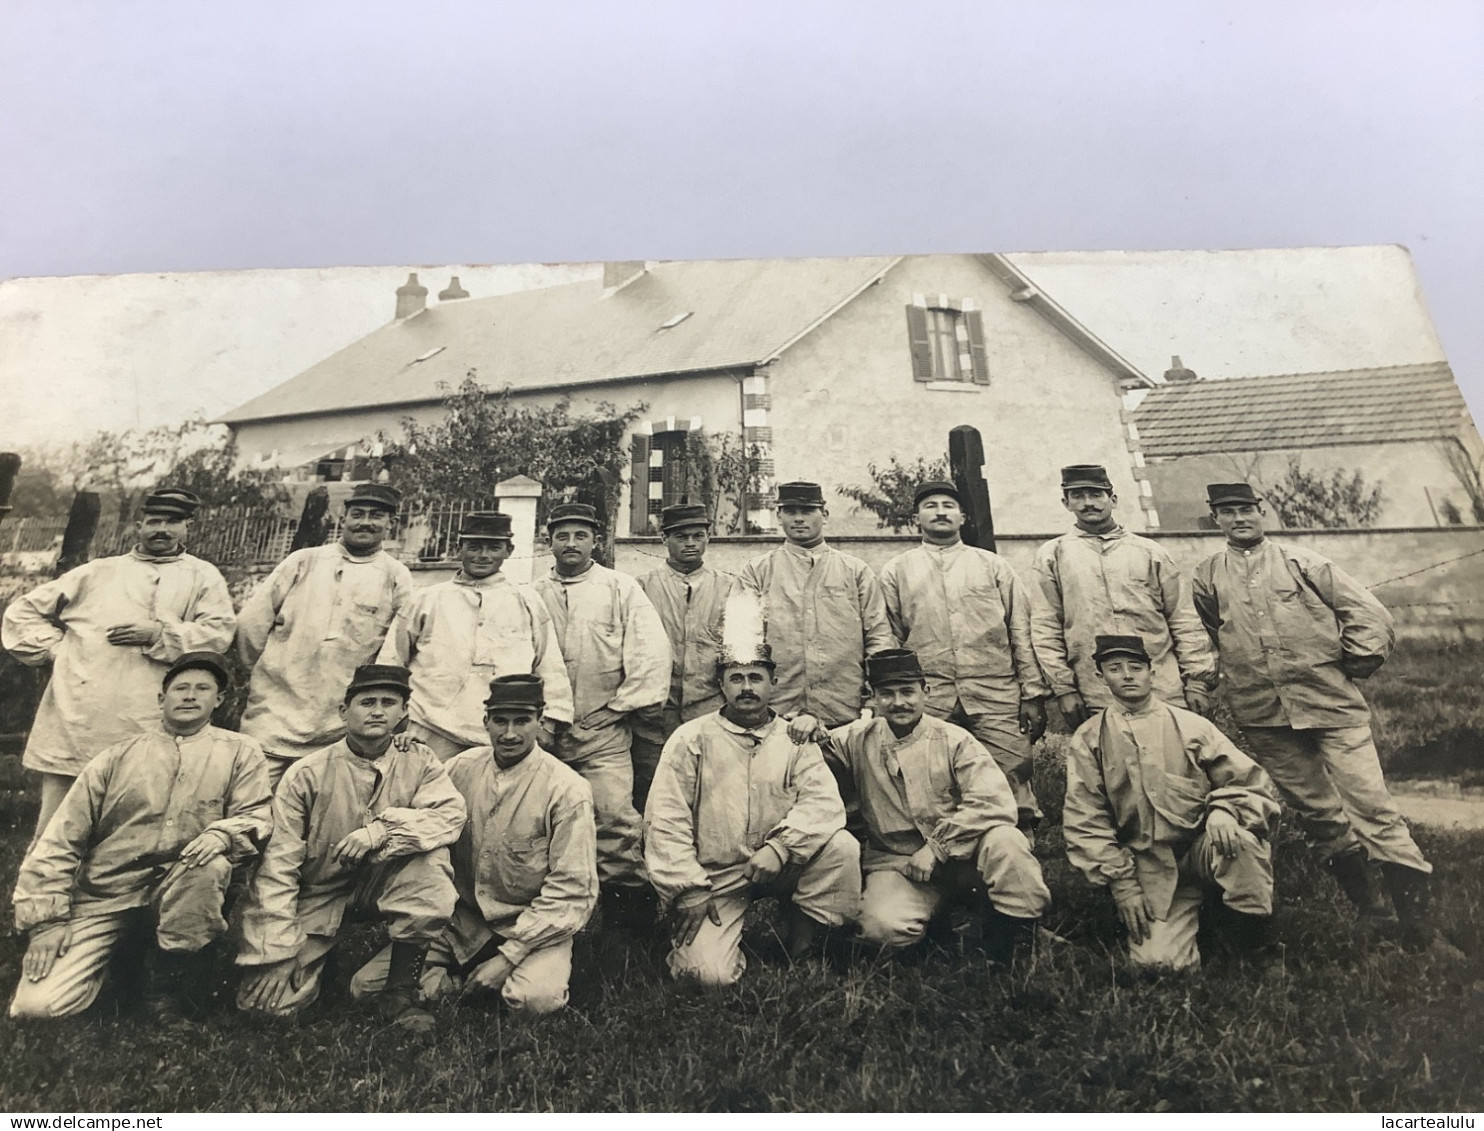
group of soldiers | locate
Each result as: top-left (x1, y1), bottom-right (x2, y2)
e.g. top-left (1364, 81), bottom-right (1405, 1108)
top-left (0, 463), bottom-right (1452, 1031)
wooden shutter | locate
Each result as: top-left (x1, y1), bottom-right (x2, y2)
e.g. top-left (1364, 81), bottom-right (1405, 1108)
top-left (629, 433), bottom-right (652, 535)
top-left (906, 305), bottom-right (934, 382)
top-left (964, 309), bottom-right (990, 385)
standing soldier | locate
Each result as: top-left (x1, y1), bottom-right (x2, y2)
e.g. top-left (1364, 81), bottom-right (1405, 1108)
top-left (532, 501), bottom-right (669, 925)
top-left (237, 483), bottom-right (412, 789)
top-left (632, 503), bottom-right (741, 812)
top-left (378, 511), bottom-right (573, 761)
top-left (1029, 464), bottom-right (1216, 729)
top-left (3, 488), bottom-right (236, 838)
top-left (1192, 483), bottom-right (1454, 952)
top-left (740, 481), bottom-right (895, 729)
top-left (880, 481), bottom-right (1051, 835)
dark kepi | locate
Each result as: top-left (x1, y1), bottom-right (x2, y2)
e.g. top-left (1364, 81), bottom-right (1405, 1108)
top-left (162, 650), bottom-right (233, 690)
top-left (459, 511), bottom-right (513, 541)
top-left (546, 501), bottom-right (602, 532)
top-left (659, 503), bottom-right (711, 532)
top-left (1092, 635), bottom-right (1150, 663)
top-left (912, 480), bottom-right (961, 508)
top-left (484, 673), bottom-right (545, 710)
top-left (345, 483), bottom-right (402, 513)
top-left (141, 488), bottom-right (201, 518)
top-left (1206, 482), bottom-right (1261, 508)
top-left (345, 663), bottom-right (413, 698)
top-left (775, 481), bottom-right (826, 508)
top-left (1060, 465), bottom-right (1113, 492)
top-left (866, 648), bottom-right (926, 686)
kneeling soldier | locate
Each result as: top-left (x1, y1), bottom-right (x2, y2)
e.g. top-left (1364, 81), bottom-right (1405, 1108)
top-left (791, 649), bottom-right (1051, 963)
top-left (10, 651), bottom-right (271, 1024)
top-left (236, 665), bottom-right (466, 1031)
top-left (1063, 635), bottom-right (1280, 971)
top-left (644, 642), bottom-right (861, 987)
top-left (355, 675), bottom-right (597, 1014)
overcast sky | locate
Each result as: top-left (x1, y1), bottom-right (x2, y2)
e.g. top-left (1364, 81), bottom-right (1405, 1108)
top-left (2, 1), bottom-right (1481, 426)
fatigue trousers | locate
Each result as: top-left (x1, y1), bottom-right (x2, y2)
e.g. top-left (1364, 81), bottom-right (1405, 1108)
top-left (235, 851), bottom-right (456, 1017)
top-left (405, 722), bottom-right (475, 763)
top-left (667, 829), bottom-right (861, 988)
top-left (10, 855), bottom-right (234, 1020)
top-left (629, 707), bottom-right (682, 814)
top-left (1127, 827), bottom-right (1274, 971)
top-left (856, 826), bottom-right (1052, 951)
top-left (556, 720), bottom-right (646, 887)
top-left (1241, 724), bottom-right (1430, 872)
top-left (937, 702), bottom-right (1041, 825)
top-left (353, 934), bottom-right (573, 1015)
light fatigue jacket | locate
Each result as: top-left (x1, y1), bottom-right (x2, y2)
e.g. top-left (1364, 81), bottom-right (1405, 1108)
top-left (443, 746), bottom-right (597, 967)
top-left (740, 542), bottom-right (896, 726)
top-left (237, 544), bottom-right (413, 759)
top-left (2, 551), bottom-right (236, 776)
top-left (880, 541), bottom-right (1050, 716)
top-left (1063, 701), bottom-right (1279, 916)
top-left (1192, 539), bottom-right (1394, 729)
top-left (532, 561), bottom-right (670, 723)
top-left (822, 714), bottom-right (1019, 871)
top-left (377, 572), bottom-right (575, 747)
top-left (636, 562), bottom-right (743, 726)
top-left (12, 725), bottom-right (271, 931)
top-left (1030, 527), bottom-right (1216, 710)
top-left (237, 739), bottom-right (467, 965)
top-left (644, 712), bottom-right (847, 907)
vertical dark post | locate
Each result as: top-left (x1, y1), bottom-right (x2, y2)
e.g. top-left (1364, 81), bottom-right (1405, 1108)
top-left (0, 452), bottom-right (20, 522)
top-left (949, 425), bottom-right (996, 553)
top-left (55, 490), bottom-right (102, 576)
top-left (291, 486), bottom-right (330, 551)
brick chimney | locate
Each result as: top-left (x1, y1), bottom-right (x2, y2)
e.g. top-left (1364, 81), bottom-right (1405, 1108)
top-left (395, 273), bottom-right (428, 319)
top-left (1163, 355), bottom-right (1199, 384)
top-left (603, 261), bottom-right (646, 293)
top-left (438, 275), bottom-right (470, 301)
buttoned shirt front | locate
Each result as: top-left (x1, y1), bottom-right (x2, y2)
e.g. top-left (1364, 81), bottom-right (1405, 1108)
top-left (1029, 526), bottom-right (1216, 709)
top-left (643, 712), bottom-right (847, 906)
top-left (12, 725), bottom-right (271, 930)
top-left (740, 542), bottom-right (896, 726)
top-left (237, 544), bottom-right (413, 759)
top-left (378, 571), bottom-right (574, 746)
top-left (443, 745), bottom-right (597, 966)
top-left (637, 561), bottom-right (742, 722)
top-left (237, 739), bottom-right (466, 965)
top-left (1192, 539), bottom-right (1393, 729)
top-left (2, 551), bottom-right (237, 776)
top-left (881, 541), bottom-right (1049, 715)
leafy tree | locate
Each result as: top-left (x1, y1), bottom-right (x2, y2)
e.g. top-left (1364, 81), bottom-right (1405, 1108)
top-left (650, 429), bottom-right (767, 535)
top-left (379, 373), bottom-right (645, 530)
top-left (1265, 455), bottom-right (1384, 528)
top-left (837, 454), bottom-right (951, 533)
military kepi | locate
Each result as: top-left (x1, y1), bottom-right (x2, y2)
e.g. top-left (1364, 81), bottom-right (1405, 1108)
top-left (866, 648), bottom-right (926, 686)
top-left (459, 511), bottom-right (513, 541)
top-left (775, 481), bottom-right (825, 508)
top-left (163, 650), bottom-right (233, 690)
top-left (141, 487), bottom-right (201, 518)
top-left (484, 674), bottom-right (545, 710)
top-left (345, 663), bottom-right (413, 699)
top-left (345, 483), bottom-right (402, 513)
top-left (546, 501), bottom-right (602, 532)
top-left (660, 502), bottom-right (711, 532)
top-left (912, 480), bottom-right (961, 508)
top-left (1206, 482), bottom-right (1261, 508)
top-left (1092, 635), bottom-right (1150, 664)
top-left (1060, 464), bottom-right (1113, 491)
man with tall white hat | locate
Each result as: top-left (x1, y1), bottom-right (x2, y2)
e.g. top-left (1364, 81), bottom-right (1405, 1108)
top-left (633, 502), bottom-right (741, 812)
top-left (880, 480), bottom-right (1051, 835)
top-left (237, 482), bottom-right (413, 789)
top-left (532, 501), bottom-right (669, 926)
top-left (379, 511), bottom-right (573, 761)
top-left (3, 487), bottom-right (236, 838)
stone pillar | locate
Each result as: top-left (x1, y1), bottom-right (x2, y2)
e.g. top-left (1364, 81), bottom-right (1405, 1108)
top-left (495, 475), bottom-right (542, 584)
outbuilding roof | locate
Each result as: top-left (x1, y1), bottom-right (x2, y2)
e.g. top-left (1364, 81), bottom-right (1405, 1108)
top-left (1132, 362), bottom-right (1467, 457)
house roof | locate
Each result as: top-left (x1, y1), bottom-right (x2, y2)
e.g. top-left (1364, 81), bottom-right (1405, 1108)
top-left (217, 255), bottom-right (901, 424)
top-left (1132, 362), bottom-right (1468, 457)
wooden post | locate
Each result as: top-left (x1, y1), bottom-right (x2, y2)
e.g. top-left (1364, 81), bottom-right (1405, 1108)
top-left (949, 425), bottom-right (996, 553)
top-left (291, 486), bottom-right (331, 551)
top-left (55, 490), bottom-right (102, 576)
top-left (0, 452), bottom-right (20, 523)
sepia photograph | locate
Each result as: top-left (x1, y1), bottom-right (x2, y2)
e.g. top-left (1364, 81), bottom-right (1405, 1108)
top-left (1, 0), bottom-right (1481, 1118)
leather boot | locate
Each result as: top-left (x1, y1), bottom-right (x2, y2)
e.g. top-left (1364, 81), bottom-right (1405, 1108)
top-left (377, 941), bottom-right (435, 1032)
top-left (144, 947), bottom-right (199, 1030)
top-left (1381, 863), bottom-right (1444, 951)
top-left (1327, 847), bottom-right (1390, 921)
top-left (780, 901), bottom-right (825, 964)
top-left (981, 903), bottom-right (1038, 967)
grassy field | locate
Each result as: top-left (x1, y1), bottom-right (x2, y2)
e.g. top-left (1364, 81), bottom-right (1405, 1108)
top-left (0, 642), bottom-right (1481, 1112)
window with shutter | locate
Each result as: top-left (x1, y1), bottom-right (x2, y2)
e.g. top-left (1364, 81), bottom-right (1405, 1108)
top-left (906, 305), bottom-right (933, 382)
top-left (906, 299), bottom-right (988, 385)
top-left (628, 433), bottom-right (652, 535)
